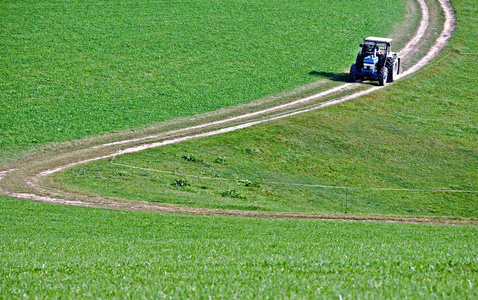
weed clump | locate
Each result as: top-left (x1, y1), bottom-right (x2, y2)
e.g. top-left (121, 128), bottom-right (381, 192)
top-left (214, 157), bottom-right (227, 164)
top-left (221, 189), bottom-right (246, 199)
top-left (171, 179), bottom-right (191, 187)
top-left (182, 155), bottom-right (200, 162)
top-left (242, 180), bottom-right (261, 187)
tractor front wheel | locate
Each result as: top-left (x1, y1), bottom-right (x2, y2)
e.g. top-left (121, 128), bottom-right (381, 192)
top-left (349, 63), bottom-right (357, 82)
top-left (379, 66), bottom-right (388, 86)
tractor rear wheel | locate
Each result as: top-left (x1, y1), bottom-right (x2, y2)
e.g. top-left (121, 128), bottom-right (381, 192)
top-left (387, 57), bottom-right (399, 82)
top-left (379, 66), bottom-right (388, 86)
top-left (349, 63), bottom-right (357, 82)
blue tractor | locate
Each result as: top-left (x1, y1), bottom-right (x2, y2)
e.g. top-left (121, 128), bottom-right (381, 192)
top-left (349, 37), bottom-right (401, 86)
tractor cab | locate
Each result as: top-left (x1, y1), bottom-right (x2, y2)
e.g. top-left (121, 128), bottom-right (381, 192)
top-left (361, 37), bottom-right (392, 57)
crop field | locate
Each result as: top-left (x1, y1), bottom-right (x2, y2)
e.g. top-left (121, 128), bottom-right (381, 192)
top-left (1, 197), bottom-right (478, 298)
top-left (0, 0), bottom-right (406, 159)
top-left (1, 0), bottom-right (478, 298)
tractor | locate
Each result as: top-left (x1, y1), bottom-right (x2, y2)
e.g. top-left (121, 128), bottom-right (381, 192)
top-left (349, 37), bottom-right (401, 86)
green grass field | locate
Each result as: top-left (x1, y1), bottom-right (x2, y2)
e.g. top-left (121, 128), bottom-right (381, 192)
top-left (56, 2), bottom-right (478, 219)
top-left (1, 197), bottom-right (477, 298)
top-left (0, 0), bottom-right (405, 158)
top-left (1, 0), bottom-right (478, 298)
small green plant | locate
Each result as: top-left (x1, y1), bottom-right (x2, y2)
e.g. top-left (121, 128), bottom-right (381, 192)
top-left (182, 155), bottom-right (199, 162)
top-left (171, 179), bottom-right (191, 187)
top-left (242, 180), bottom-right (261, 188)
top-left (113, 171), bottom-right (129, 177)
top-left (221, 189), bottom-right (246, 199)
top-left (214, 157), bottom-right (227, 164)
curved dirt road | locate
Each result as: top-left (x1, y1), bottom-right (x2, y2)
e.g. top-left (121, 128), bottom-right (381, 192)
top-left (0, 0), bottom-right (461, 223)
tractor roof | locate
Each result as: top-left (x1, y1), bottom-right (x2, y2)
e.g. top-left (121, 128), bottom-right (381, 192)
top-left (364, 37), bottom-right (393, 44)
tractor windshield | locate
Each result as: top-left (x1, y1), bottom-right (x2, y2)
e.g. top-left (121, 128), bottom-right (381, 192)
top-left (362, 41), bottom-right (389, 56)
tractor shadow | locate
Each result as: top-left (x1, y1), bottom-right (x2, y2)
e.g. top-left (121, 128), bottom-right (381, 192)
top-left (308, 71), bottom-right (349, 83)
top-left (309, 71), bottom-right (381, 86)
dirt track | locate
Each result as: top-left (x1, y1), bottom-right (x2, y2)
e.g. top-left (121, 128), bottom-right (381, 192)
top-left (1, 0), bottom-right (465, 224)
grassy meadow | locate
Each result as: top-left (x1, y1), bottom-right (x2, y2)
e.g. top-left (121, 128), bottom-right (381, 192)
top-left (1, 0), bottom-right (478, 298)
top-left (57, 1), bottom-right (478, 218)
top-left (1, 197), bottom-right (477, 298)
top-left (0, 0), bottom-right (406, 159)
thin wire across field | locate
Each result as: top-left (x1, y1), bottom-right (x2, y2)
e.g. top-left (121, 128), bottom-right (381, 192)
top-left (110, 156), bottom-right (478, 194)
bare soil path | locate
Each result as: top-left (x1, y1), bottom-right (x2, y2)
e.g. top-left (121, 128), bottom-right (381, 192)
top-left (1, 0), bottom-right (465, 224)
